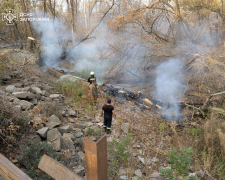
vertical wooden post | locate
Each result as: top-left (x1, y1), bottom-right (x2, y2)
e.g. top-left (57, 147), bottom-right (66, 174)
top-left (84, 135), bottom-right (107, 180)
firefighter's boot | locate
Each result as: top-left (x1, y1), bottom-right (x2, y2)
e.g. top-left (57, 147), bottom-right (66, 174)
top-left (106, 129), bottom-right (111, 134)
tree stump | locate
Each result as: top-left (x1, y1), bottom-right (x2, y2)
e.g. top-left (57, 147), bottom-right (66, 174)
top-left (26, 37), bottom-right (35, 51)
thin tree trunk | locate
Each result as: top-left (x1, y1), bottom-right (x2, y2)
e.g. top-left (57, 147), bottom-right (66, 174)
top-left (76, 0), bottom-right (78, 21)
top-left (20, 0), bottom-right (33, 38)
top-left (14, 21), bottom-right (23, 49)
top-left (12, 29), bottom-right (17, 47)
top-left (54, 0), bottom-right (56, 19)
top-left (49, 0), bottom-right (51, 9)
top-left (44, 0), bottom-right (47, 17)
top-left (70, 0), bottom-right (75, 44)
top-left (84, 0), bottom-right (87, 31)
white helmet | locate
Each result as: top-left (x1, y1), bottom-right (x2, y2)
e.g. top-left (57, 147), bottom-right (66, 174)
top-left (90, 71), bottom-right (94, 75)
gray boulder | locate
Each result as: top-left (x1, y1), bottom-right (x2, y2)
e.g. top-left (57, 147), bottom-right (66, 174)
top-left (150, 171), bottom-right (160, 178)
top-left (121, 123), bottom-right (129, 134)
top-left (52, 138), bottom-right (61, 151)
top-left (63, 133), bottom-right (75, 141)
top-left (68, 118), bottom-right (75, 123)
top-left (13, 105), bottom-right (21, 112)
top-left (45, 122), bottom-right (61, 129)
top-left (0, 90), bottom-right (8, 100)
top-left (74, 165), bottom-right (85, 177)
top-left (138, 156), bottom-right (145, 164)
top-left (37, 124), bottom-right (44, 130)
top-left (12, 97), bottom-right (20, 105)
top-left (19, 100), bottom-right (34, 110)
top-left (49, 94), bottom-right (61, 99)
top-left (2, 75), bottom-right (11, 81)
top-left (78, 151), bottom-right (85, 161)
top-left (135, 169), bottom-right (142, 178)
top-left (14, 83), bottom-right (24, 88)
top-left (60, 136), bottom-right (75, 152)
top-left (41, 90), bottom-right (50, 97)
top-left (119, 168), bottom-right (126, 176)
top-left (23, 86), bottom-right (32, 92)
top-left (48, 115), bottom-right (61, 124)
top-left (85, 122), bottom-right (93, 127)
top-left (152, 157), bottom-right (159, 163)
top-left (75, 131), bottom-right (83, 138)
top-left (37, 127), bottom-right (49, 138)
top-left (58, 125), bottom-right (70, 134)
top-left (91, 126), bottom-right (100, 135)
top-left (47, 128), bottom-right (62, 142)
top-left (31, 86), bottom-right (42, 94)
top-left (13, 88), bottom-right (26, 93)
top-left (6, 85), bottom-right (15, 93)
top-left (73, 123), bottom-right (86, 129)
top-left (120, 176), bottom-right (128, 180)
top-left (68, 109), bottom-right (77, 117)
top-left (34, 117), bottom-right (42, 123)
top-left (30, 98), bottom-right (38, 105)
top-left (42, 84), bottom-right (53, 91)
top-left (13, 92), bottom-right (34, 100)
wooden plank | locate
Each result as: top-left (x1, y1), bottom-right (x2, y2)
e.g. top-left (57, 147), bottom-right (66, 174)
top-left (84, 135), bottom-right (107, 180)
top-left (96, 136), bottom-right (107, 180)
top-left (84, 138), bottom-right (98, 180)
top-left (0, 153), bottom-right (32, 180)
top-left (38, 154), bottom-right (83, 180)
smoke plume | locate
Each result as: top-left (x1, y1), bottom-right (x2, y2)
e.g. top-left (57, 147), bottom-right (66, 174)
top-left (31, 11), bottom-right (107, 74)
top-left (155, 58), bottom-right (186, 121)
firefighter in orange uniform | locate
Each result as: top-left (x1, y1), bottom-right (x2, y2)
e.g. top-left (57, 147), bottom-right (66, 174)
top-left (88, 72), bottom-right (98, 106)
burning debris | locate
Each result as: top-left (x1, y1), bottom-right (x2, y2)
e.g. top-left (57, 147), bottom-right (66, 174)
top-left (99, 83), bottom-right (189, 122)
top-left (100, 83), bottom-right (161, 109)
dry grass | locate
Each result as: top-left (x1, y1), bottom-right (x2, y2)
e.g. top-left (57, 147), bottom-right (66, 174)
top-left (0, 54), bottom-right (7, 80)
top-left (186, 55), bottom-right (225, 97)
top-left (55, 80), bottom-right (98, 117)
top-left (186, 110), bottom-right (225, 179)
top-left (0, 99), bottom-right (31, 157)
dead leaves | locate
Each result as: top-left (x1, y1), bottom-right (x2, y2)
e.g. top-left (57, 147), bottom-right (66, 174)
top-left (28, 103), bottom-right (48, 128)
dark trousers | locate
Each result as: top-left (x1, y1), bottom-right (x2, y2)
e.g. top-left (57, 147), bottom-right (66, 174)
top-left (103, 116), bottom-right (112, 129)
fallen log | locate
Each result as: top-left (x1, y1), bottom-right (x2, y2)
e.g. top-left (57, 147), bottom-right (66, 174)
top-left (133, 101), bottom-right (151, 110)
top-left (143, 98), bottom-right (153, 106)
top-left (48, 67), bottom-right (64, 78)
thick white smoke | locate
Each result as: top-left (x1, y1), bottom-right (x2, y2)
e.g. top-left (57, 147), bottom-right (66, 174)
top-left (31, 11), bottom-right (109, 81)
top-left (155, 58), bottom-right (186, 121)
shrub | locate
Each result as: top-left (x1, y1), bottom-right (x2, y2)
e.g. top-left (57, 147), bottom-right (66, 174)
top-left (19, 142), bottom-right (56, 180)
top-left (160, 146), bottom-right (200, 180)
top-left (109, 133), bottom-right (133, 165)
top-left (188, 127), bottom-right (202, 139)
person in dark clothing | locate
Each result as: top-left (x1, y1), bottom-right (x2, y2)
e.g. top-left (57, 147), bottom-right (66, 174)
top-left (88, 71), bottom-right (96, 84)
top-left (101, 98), bottom-right (116, 134)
